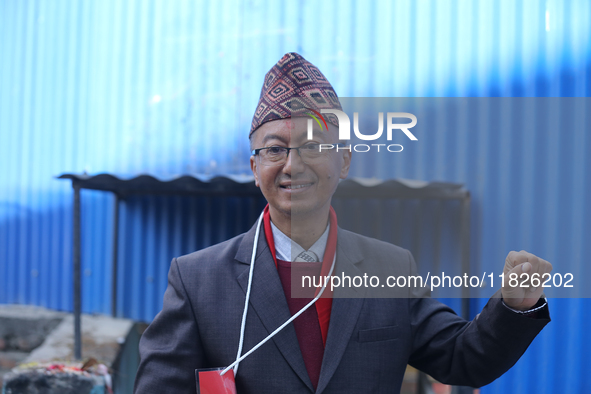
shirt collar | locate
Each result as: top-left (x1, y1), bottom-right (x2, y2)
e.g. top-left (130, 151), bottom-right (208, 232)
top-left (270, 220), bottom-right (330, 262)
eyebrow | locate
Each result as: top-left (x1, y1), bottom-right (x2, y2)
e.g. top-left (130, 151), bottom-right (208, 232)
top-left (262, 134), bottom-right (289, 145)
top-left (296, 128), bottom-right (330, 142)
top-left (261, 128), bottom-right (333, 145)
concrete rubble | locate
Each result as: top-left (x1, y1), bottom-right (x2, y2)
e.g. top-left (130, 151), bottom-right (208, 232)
top-left (0, 305), bottom-right (65, 387)
top-left (0, 305), bottom-right (135, 394)
top-left (0, 305), bottom-right (64, 353)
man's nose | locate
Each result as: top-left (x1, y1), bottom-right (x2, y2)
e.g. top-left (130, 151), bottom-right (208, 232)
top-left (283, 148), bottom-right (306, 175)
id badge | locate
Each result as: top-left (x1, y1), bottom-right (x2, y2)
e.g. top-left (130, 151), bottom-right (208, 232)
top-left (195, 367), bottom-right (237, 394)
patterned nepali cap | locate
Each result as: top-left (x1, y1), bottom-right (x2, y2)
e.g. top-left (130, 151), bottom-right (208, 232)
top-left (250, 52), bottom-right (342, 137)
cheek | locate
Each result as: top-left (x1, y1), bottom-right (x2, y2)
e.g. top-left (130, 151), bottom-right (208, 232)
top-left (326, 161), bottom-right (342, 180)
top-left (260, 169), bottom-right (279, 189)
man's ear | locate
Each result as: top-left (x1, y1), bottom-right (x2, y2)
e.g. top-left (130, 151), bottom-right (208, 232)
top-left (339, 149), bottom-right (352, 180)
top-left (250, 156), bottom-right (260, 187)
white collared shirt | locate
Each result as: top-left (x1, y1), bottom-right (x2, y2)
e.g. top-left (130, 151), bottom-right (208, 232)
top-left (270, 220), bottom-right (329, 262)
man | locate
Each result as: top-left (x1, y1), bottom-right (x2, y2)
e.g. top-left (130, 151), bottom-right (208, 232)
top-left (134, 53), bottom-right (552, 393)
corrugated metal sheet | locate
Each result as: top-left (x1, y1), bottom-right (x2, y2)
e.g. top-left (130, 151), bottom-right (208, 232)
top-left (1, 0), bottom-right (590, 392)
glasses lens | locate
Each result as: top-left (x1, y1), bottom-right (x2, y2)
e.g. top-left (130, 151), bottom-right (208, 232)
top-left (299, 143), bottom-right (325, 162)
top-left (260, 147), bottom-right (287, 166)
top-left (258, 144), bottom-right (332, 166)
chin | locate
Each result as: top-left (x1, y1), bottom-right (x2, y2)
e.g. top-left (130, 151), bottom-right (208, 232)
top-left (289, 201), bottom-right (324, 218)
top-left (269, 197), bottom-right (327, 219)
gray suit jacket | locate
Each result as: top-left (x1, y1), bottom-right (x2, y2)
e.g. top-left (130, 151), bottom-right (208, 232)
top-left (134, 222), bottom-right (550, 393)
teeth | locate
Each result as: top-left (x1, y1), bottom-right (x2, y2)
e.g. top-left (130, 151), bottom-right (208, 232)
top-left (285, 184), bottom-right (311, 189)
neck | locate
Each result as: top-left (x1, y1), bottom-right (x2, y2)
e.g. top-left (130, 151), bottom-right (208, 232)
top-left (269, 206), bottom-right (330, 250)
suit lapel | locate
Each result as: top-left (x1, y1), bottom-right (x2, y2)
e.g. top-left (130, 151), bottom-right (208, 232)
top-left (316, 228), bottom-right (366, 394)
top-left (235, 223), bottom-right (315, 392)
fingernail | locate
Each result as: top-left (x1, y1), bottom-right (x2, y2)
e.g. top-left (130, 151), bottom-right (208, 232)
top-left (522, 262), bottom-right (532, 272)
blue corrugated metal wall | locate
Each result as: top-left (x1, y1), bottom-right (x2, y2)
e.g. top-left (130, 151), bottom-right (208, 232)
top-left (1, 0), bottom-right (590, 392)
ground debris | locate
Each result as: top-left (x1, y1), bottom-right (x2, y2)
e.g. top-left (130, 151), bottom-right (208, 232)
top-left (2, 360), bottom-right (110, 394)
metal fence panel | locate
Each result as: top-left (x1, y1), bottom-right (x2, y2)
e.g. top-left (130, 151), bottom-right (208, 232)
top-left (0, 1), bottom-right (589, 392)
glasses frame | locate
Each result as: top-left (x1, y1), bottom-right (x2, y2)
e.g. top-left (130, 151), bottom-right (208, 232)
top-left (251, 143), bottom-right (346, 166)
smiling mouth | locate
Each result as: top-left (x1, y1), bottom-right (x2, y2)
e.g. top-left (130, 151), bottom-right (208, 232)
top-left (281, 183), bottom-right (313, 189)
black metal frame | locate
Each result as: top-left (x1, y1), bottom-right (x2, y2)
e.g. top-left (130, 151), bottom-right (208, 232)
top-left (62, 174), bottom-right (266, 360)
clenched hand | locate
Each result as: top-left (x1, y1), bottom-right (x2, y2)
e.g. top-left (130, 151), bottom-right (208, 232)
top-left (501, 250), bottom-right (553, 310)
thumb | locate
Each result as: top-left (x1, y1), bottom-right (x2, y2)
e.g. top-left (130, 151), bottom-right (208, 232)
top-left (504, 262), bottom-right (533, 289)
top-left (502, 262), bottom-right (541, 309)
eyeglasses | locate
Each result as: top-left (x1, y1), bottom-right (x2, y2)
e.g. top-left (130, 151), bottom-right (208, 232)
top-left (251, 143), bottom-right (346, 166)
